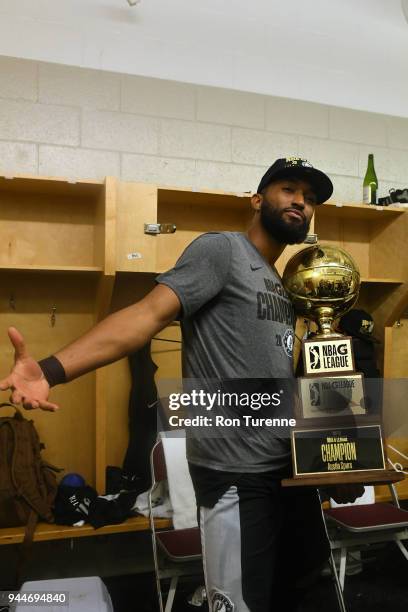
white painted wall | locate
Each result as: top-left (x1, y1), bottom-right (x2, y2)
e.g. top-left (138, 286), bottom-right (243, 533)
top-left (0, 1), bottom-right (407, 117)
top-left (0, 56), bottom-right (408, 202)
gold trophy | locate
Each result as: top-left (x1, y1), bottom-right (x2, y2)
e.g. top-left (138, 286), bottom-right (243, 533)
top-left (281, 244), bottom-right (402, 486)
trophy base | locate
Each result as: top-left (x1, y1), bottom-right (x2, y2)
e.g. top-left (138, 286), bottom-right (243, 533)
top-left (282, 469), bottom-right (404, 488)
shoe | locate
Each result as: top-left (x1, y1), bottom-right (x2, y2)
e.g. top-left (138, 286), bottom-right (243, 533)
top-left (187, 586), bottom-right (207, 608)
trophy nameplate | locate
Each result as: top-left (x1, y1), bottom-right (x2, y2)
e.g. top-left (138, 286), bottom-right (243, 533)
top-left (297, 373), bottom-right (366, 420)
top-left (292, 425), bottom-right (386, 477)
top-left (303, 337), bottom-right (354, 376)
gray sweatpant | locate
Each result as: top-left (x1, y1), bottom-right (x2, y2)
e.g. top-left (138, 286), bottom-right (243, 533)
top-left (198, 479), bottom-right (329, 612)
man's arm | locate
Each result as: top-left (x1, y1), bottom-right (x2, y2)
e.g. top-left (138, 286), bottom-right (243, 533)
top-left (0, 284), bottom-right (180, 411)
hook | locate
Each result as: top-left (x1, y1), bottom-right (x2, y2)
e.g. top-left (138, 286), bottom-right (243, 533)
top-left (9, 294), bottom-right (16, 310)
top-left (50, 305), bottom-right (56, 327)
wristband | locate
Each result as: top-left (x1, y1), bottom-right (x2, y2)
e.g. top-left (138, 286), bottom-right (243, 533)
top-left (38, 355), bottom-right (66, 387)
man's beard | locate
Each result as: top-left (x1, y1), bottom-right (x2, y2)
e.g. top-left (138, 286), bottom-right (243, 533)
top-left (260, 203), bottom-right (310, 245)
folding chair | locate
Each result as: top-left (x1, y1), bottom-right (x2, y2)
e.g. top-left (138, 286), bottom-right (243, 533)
top-left (148, 438), bottom-right (203, 612)
top-left (321, 483), bottom-right (408, 612)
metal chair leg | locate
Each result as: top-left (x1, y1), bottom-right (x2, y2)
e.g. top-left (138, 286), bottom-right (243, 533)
top-left (329, 551), bottom-right (348, 612)
top-left (151, 528), bottom-right (164, 612)
top-left (317, 490), bottom-right (348, 612)
top-left (155, 575), bottom-right (164, 612)
top-left (339, 547), bottom-right (347, 591)
top-left (394, 537), bottom-right (408, 561)
top-left (165, 576), bottom-right (178, 612)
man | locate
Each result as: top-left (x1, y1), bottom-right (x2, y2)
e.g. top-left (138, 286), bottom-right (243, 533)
top-left (0, 158), bottom-right (357, 611)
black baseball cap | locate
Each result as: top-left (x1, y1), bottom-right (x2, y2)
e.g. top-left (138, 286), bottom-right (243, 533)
top-left (339, 309), bottom-right (380, 343)
top-left (257, 157), bottom-right (333, 204)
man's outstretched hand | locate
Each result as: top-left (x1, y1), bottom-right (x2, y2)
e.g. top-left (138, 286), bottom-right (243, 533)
top-left (0, 327), bottom-right (59, 411)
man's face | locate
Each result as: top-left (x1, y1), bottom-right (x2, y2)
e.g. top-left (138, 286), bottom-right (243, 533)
top-left (258, 178), bottom-right (317, 244)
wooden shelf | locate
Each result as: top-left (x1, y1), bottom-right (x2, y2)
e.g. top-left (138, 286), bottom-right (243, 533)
top-left (0, 175), bottom-right (117, 272)
top-left (361, 278), bottom-right (404, 284)
top-left (158, 187), bottom-right (251, 210)
top-left (0, 174), bottom-right (104, 197)
top-left (0, 516), bottom-right (172, 546)
top-left (318, 201), bottom-right (407, 221)
top-left (0, 264), bottom-right (103, 273)
top-left (116, 183), bottom-right (253, 274)
top-left (314, 197), bottom-right (408, 284)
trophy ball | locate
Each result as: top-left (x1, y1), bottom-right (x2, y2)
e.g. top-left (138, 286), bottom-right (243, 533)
top-left (282, 245), bottom-right (360, 335)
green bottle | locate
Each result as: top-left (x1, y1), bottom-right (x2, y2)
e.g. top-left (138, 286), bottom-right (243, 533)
top-left (363, 154), bottom-right (378, 204)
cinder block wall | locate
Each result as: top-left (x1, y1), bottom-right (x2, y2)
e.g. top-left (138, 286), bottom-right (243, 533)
top-left (1, 55), bottom-right (408, 201)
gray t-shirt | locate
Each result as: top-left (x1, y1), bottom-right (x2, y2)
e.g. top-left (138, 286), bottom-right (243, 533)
top-left (156, 231), bottom-right (296, 472)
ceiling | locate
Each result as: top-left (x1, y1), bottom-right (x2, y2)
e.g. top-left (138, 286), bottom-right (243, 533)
top-left (0, 0), bottom-right (407, 117)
